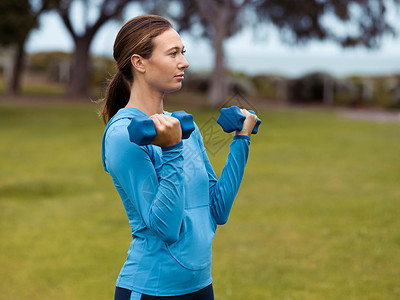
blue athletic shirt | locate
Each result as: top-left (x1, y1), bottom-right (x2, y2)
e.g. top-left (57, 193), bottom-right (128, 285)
top-left (101, 107), bottom-right (250, 296)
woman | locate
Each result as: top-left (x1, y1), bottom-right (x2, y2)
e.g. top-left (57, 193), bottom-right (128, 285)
top-left (100, 15), bottom-right (258, 300)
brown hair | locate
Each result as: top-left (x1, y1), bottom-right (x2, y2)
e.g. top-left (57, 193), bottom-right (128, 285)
top-left (100, 15), bottom-right (173, 124)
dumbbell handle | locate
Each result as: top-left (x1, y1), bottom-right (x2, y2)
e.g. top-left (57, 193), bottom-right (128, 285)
top-left (217, 106), bottom-right (261, 134)
top-left (127, 111), bottom-right (195, 146)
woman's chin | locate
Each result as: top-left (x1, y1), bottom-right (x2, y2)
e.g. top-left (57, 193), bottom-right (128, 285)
top-left (165, 83), bottom-right (183, 93)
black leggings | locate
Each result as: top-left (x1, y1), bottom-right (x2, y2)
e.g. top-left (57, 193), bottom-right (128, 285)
top-left (114, 284), bottom-right (214, 300)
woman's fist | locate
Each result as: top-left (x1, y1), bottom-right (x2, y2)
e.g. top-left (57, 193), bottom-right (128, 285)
top-left (235, 109), bottom-right (258, 137)
top-left (150, 114), bottom-right (182, 147)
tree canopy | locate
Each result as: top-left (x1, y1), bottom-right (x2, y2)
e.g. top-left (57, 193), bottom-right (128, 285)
top-left (255, 0), bottom-right (399, 48)
top-left (0, 1), bottom-right (36, 46)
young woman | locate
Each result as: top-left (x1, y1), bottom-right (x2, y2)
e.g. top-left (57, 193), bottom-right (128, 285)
top-left (100, 15), bottom-right (258, 300)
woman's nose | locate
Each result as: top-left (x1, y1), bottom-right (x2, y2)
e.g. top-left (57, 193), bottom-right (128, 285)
top-left (179, 56), bottom-right (189, 69)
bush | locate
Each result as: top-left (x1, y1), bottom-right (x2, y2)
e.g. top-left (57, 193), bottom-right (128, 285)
top-left (288, 72), bottom-right (336, 104)
top-left (28, 51), bottom-right (71, 82)
top-left (183, 71), bottom-right (256, 96)
top-left (342, 75), bottom-right (400, 108)
top-left (251, 75), bottom-right (284, 101)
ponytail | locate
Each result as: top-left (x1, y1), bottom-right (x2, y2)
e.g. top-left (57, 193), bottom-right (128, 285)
top-left (100, 70), bottom-right (130, 124)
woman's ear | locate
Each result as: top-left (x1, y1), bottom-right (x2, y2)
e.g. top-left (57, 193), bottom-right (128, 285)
top-left (131, 54), bottom-right (146, 73)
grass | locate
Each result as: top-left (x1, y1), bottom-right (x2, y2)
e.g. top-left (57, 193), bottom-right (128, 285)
top-left (0, 100), bottom-right (399, 299)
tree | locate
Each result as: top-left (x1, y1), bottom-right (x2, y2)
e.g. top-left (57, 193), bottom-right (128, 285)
top-left (54, 0), bottom-right (133, 97)
top-left (141, 0), bottom-right (251, 106)
top-left (255, 0), bottom-right (399, 48)
top-left (193, 0), bottom-right (251, 107)
top-left (167, 0), bottom-right (251, 107)
top-left (166, 0), bottom-right (399, 106)
top-left (0, 0), bottom-right (52, 94)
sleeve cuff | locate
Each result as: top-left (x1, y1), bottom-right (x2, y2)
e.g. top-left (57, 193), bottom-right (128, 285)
top-left (233, 135), bottom-right (251, 141)
top-left (161, 141), bottom-right (183, 151)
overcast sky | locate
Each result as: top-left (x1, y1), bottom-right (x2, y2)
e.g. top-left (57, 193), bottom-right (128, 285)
top-left (25, 3), bottom-right (400, 78)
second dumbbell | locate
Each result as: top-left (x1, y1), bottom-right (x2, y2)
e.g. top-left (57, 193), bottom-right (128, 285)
top-left (217, 106), bottom-right (261, 134)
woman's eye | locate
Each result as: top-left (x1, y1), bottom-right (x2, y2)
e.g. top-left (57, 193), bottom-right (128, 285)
top-left (170, 50), bottom-right (185, 57)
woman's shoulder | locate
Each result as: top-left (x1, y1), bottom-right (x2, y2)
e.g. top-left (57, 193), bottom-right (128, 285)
top-left (105, 107), bottom-right (148, 140)
top-left (103, 112), bottom-right (152, 157)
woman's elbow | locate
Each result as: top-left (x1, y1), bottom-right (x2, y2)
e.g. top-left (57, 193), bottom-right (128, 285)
top-left (161, 230), bottom-right (180, 244)
top-left (216, 215), bottom-right (229, 225)
top-left (156, 222), bottom-right (182, 244)
top-left (211, 205), bottom-right (230, 225)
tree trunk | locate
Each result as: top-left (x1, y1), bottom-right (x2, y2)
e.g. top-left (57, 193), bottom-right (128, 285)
top-left (207, 9), bottom-right (230, 107)
top-left (67, 36), bottom-right (91, 97)
top-left (57, 0), bottom-right (129, 99)
top-left (207, 28), bottom-right (228, 107)
top-left (323, 76), bottom-right (334, 105)
top-left (7, 42), bottom-right (25, 95)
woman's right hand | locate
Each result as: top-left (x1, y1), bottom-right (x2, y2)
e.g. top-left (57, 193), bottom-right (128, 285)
top-left (150, 114), bottom-right (182, 147)
top-left (234, 109), bottom-right (258, 137)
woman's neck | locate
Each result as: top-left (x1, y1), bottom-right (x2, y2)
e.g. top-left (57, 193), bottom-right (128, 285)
top-left (126, 81), bottom-right (164, 116)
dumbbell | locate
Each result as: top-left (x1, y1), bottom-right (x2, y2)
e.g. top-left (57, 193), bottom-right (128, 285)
top-left (217, 106), bottom-right (261, 134)
top-left (127, 111), bottom-right (195, 146)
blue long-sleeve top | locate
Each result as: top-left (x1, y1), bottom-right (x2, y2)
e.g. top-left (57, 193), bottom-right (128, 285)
top-left (101, 107), bottom-right (250, 296)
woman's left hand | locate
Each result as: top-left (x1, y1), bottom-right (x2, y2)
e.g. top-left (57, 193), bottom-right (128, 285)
top-left (234, 109), bottom-right (258, 137)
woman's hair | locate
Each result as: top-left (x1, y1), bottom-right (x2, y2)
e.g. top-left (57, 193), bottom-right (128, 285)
top-left (100, 15), bottom-right (173, 124)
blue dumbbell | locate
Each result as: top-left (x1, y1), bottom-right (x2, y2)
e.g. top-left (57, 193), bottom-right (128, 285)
top-left (127, 111), bottom-right (195, 146)
top-left (217, 106), bottom-right (261, 134)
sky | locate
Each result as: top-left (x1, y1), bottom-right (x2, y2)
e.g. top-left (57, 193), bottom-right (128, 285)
top-left (25, 3), bottom-right (400, 78)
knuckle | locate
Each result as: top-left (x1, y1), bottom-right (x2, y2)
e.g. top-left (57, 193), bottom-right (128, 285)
top-left (171, 118), bottom-right (180, 126)
top-left (249, 113), bottom-right (257, 119)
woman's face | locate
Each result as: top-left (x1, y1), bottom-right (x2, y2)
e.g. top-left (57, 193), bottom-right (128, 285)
top-left (142, 28), bottom-right (189, 93)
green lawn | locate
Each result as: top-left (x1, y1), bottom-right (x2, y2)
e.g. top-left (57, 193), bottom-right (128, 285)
top-left (0, 101), bottom-right (399, 299)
